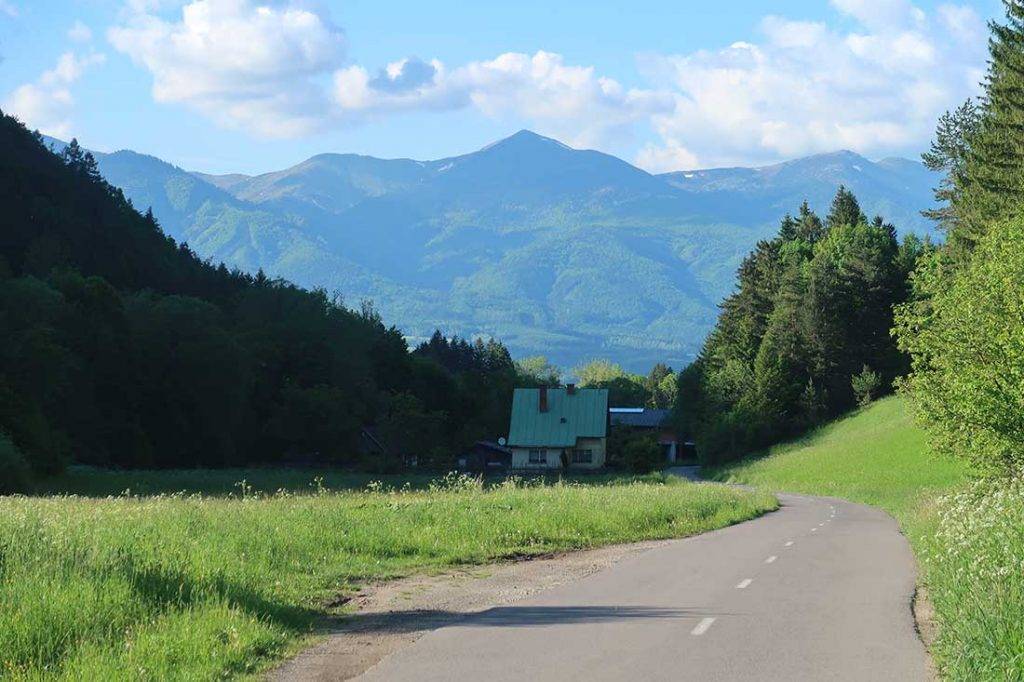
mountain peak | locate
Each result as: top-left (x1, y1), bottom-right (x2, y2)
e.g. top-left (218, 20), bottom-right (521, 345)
top-left (480, 129), bottom-right (571, 153)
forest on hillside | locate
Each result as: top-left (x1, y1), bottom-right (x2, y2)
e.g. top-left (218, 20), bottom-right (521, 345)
top-left (0, 115), bottom-right (551, 489)
top-left (679, 0), bottom-right (1024, 476)
top-left (676, 188), bottom-right (927, 462)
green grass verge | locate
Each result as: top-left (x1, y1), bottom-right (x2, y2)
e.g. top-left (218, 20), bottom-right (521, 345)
top-left (0, 473), bottom-right (775, 679)
top-left (711, 396), bottom-right (1024, 680)
top-left (708, 396), bottom-right (968, 517)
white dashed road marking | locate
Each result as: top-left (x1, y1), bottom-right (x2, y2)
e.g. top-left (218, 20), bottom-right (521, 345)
top-left (691, 618), bottom-right (716, 636)
top-left (785, 541), bottom-right (794, 547)
top-left (736, 579), bottom-right (753, 589)
top-left (765, 555), bottom-right (777, 564)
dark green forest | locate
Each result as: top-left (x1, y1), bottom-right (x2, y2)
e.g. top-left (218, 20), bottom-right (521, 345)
top-left (0, 113), bottom-right (532, 488)
top-left (680, 0), bottom-right (1024, 474)
top-left (676, 189), bottom-right (929, 463)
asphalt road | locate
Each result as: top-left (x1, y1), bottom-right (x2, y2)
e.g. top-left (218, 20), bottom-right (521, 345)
top-left (355, 484), bottom-right (929, 681)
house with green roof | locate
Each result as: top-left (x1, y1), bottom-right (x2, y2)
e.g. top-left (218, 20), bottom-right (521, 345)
top-left (506, 385), bottom-right (609, 469)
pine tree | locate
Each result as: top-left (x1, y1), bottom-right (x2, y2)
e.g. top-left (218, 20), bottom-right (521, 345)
top-left (826, 186), bottom-right (865, 229)
top-left (921, 99), bottom-right (980, 237)
top-left (957, 1), bottom-right (1024, 252)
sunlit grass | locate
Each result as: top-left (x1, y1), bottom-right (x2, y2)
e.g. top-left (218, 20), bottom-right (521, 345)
top-left (0, 473), bottom-right (775, 679)
top-left (711, 396), bottom-right (1024, 680)
top-left (709, 396), bottom-right (968, 517)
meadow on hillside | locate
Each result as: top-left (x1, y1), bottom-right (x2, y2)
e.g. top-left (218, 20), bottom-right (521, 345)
top-left (0, 474), bottom-right (775, 680)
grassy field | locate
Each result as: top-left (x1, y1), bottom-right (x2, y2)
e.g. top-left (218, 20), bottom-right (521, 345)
top-left (32, 467), bottom-right (667, 498)
top-left (0, 473), bottom-right (775, 680)
top-left (711, 396), bottom-right (1024, 680)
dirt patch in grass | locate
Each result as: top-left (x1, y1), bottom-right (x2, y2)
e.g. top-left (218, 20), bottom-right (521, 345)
top-left (272, 539), bottom-right (670, 681)
top-left (912, 586), bottom-right (938, 681)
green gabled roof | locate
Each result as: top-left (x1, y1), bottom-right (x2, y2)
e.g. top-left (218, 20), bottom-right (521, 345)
top-left (507, 388), bottom-right (608, 447)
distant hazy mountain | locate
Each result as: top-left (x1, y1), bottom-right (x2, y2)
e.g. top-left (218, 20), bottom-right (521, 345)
top-left (660, 150), bottom-right (937, 232)
top-left (45, 131), bottom-right (939, 372)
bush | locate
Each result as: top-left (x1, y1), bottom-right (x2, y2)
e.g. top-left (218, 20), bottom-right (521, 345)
top-left (623, 434), bottom-right (663, 473)
top-left (851, 365), bottom-right (881, 406)
top-left (895, 218), bottom-right (1024, 473)
top-left (0, 433), bottom-right (31, 494)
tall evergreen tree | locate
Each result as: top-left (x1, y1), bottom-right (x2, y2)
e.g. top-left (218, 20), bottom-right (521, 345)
top-left (956, 1), bottom-right (1024, 251)
top-left (826, 186), bottom-right (865, 229)
top-left (921, 99), bottom-right (980, 237)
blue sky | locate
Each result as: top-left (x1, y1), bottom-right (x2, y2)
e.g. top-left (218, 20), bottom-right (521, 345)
top-left (0, 0), bottom-right (1001, 174)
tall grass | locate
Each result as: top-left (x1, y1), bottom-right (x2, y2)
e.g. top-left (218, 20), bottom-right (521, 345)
top-left (712, 396), bottom-right (1024, 680)
top-left (925, 479), bottom-right (1024, 679)
top-left (0, 474), bottom-right (775, 679)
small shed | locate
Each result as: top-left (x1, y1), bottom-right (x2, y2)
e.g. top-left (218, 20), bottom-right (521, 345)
top-left (459, 440), bottom-right (513, 473)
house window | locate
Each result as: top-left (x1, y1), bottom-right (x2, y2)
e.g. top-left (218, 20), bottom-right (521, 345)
top-left (572, 449), bottom-right (593, 464)
top-left (528, 449), bottom-right (545, 464)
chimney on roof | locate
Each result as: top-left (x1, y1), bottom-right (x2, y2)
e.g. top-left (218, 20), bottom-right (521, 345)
top-left (539, 385), bottom-right (549, 413)
top-left (567, 383), bottom-right (576, 395)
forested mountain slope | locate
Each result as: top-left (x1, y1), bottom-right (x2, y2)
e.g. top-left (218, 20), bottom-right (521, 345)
top-left (51, 131), bottom-right (939, 371)
top-left (2, 114), bottom-right (526, 483)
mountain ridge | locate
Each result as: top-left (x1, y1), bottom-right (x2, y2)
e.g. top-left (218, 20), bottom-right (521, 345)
top-left (42, 131), bottom-right (939, 372)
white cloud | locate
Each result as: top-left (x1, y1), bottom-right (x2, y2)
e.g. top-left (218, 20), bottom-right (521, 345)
top-left (635, 140), bottom-right (700, 175)
top-left (635, 2), bottom-right (986, 169)
top-left (0, 1), bottom-right (18, 18)
top-left (830, 0), bottom-right (925, 31)
top-left (4, 51), bottom-right (105, 138)
top-left (109, 0), bottom-right (346, 137)
top-left (333, 50), bottom-right (673, 148)
top-left (68, 21), bottom-right (93, 43)
top-left (109, 0), bottom-right (987, 168)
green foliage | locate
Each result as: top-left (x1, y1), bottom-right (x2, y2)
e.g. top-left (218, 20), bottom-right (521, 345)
top-left (926, 478), bottom-right (1024, 680)
top-left (708, 397), bottom-right (967, 512)
top-left (0, 433), bottom-right (31, 494)
top-left (574, 359), bottom-right (627, 385)
top-left (622, 433), bottom-right (664, 473)
top-left (850, 365), bottom-right (882, 406)
top-left (895, 217), bottom-right (1024, 474)
top-left (574, 359), bottom-right (669, 407)
top-left (900, 4), bottom-right (1024, 477)
top-left (514, 355), bottom-right (563, 386)
top-left (921, 99), bottom-right (980, 236)
top-left (0, 112), bottom-right (519, 473)
top-left (826, 185), bottom-right (866, 229)
top-left (936, 3), bottom-right (1024, 254)
top-left (678, 188), bottom-right (921, 463)
top-left (0, 474), bottom-right (775, 678)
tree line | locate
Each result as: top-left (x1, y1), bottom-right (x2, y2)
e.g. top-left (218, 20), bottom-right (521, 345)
top-left (0, 112), bottom-right (533, 489)
top-left (894, 0), bottom-right (1024, 475)
top-left (677, 0), bottom-right (1024, 476)
top-left (675, 189), bottom-right (928, 463)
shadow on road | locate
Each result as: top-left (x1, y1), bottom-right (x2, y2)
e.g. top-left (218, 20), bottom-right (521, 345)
top-left (331, 605), bottom-right (725, 635)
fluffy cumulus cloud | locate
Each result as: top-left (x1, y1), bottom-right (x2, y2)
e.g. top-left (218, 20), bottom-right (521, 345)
top-left (108, 0), bottom-right (346, 137)
top-left (4, 51), bottom-right (106, 138)
top-left (334, 50), bottom-right (672, 148)
top-left (109, 0), bottom-right (668, 148)
top-left (107, 0), bottom-right (987, 167)
top-left (635, 1), bottom-right (987, 170)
